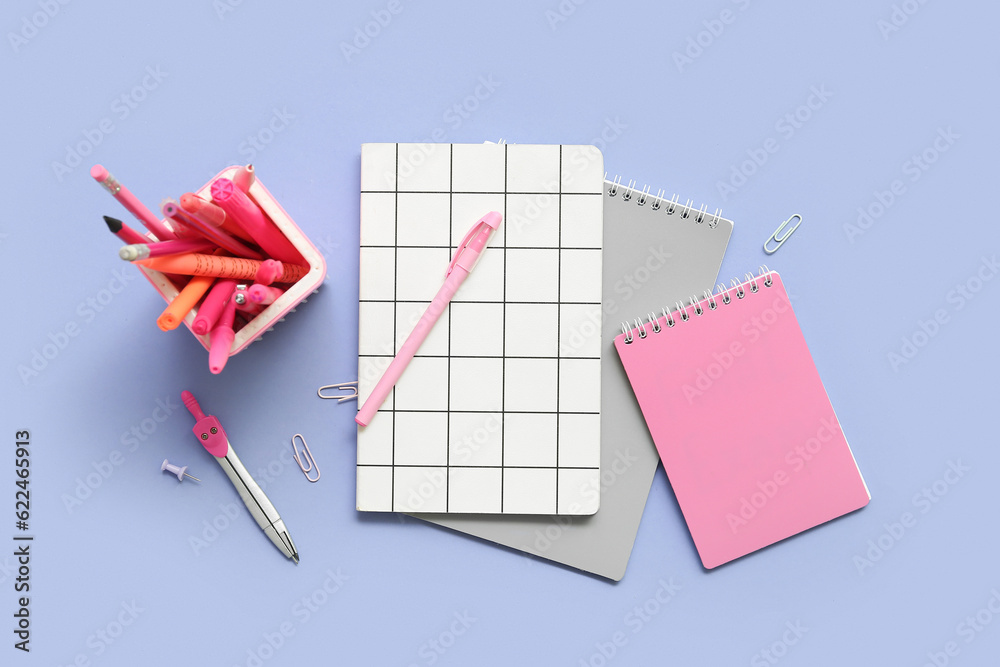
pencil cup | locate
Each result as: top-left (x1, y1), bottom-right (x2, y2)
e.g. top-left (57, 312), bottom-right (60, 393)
top-left (137, 166), bottom-right (326, 362)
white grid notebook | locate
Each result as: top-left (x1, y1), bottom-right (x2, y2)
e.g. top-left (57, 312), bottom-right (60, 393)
top-left (357, 143), bottom-right (604, 515)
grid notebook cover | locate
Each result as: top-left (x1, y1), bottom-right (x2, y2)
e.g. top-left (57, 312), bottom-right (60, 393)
top-left (614, 270), bottom-right (870, 569)
top-left (419, 178), bottom-right (733, 579)
top-left (357, 143), bottom-right (604, 514)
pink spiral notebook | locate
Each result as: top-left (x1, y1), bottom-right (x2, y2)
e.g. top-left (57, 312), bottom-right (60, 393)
top-left (614, 268), bottom-right (870, 569)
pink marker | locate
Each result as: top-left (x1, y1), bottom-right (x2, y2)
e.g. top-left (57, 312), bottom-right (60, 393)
top-left (232, 164), bottom-right (256, 193)
top-left (247, 284), bottom-right (284, 305)
top-left (162, 200), bottom-right (263, 260)
top-left (191, 279), bottom-right (236, 335)
top-left (91, 165), bottom-right (177, 241)
top-left (119, 238), bottom-right (217, 261)
top-left (210, 178), bottom-right (302, 264)
top-left (355, 211), bottom-right (502, 427)
top-left (208, 297), bottom-right (237, 374)
top-left (254, 259), bottom-right (283, 286)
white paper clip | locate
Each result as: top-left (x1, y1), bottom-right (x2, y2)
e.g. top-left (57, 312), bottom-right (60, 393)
top-left (764, 214), bottom-right (802, 254)
top-left (317, 381), bottom-right (358, 403)
top-left (291, 434), bottom-right (320, 483)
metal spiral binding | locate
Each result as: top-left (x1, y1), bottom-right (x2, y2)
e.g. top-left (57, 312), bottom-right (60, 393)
top-left (604, 173), bottom-right (724, 228)
top-left (620, 266), bottom-right (773, 343)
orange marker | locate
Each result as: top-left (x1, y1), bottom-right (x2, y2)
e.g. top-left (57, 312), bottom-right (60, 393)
top-left (136, 253), bottom-right (309, 283)
top-left (157, 275), bottom-right (216, 331)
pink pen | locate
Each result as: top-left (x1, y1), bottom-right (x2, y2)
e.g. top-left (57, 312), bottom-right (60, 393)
top-left (247, 284), bottom-right (284, 305)
top-left (208, 297), bottom-right (237, 374)
top-left (179, 192), bottom-right (255, 243)
top-left (210, 178), bottom-right (302, 264)
top-left (162, 200), bottom-right (263, 260)
top-left (355, 211), bottom-right (502, 427)
top-left (192, 279), bottom-right (236, 335)
top-left (91, 165), bottom-right (177, 241)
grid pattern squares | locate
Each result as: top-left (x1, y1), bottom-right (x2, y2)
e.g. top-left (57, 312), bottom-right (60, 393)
top-left (357, 143), bottom-right (603, 514)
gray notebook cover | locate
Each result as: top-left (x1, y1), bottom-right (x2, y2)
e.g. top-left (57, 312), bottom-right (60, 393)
top-left (411, 179), bottom-right (733, 580)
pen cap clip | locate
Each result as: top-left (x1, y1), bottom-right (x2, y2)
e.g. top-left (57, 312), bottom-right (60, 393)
top-left (446, 211), bottom-right (502, 276)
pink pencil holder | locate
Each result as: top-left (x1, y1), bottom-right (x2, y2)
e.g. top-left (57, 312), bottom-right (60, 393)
top-left (137, 166), bottom-right (326, 362)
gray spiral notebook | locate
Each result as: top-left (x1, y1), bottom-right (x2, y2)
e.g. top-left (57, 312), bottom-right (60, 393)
top-left (412, 177), bottom-right (733, 579)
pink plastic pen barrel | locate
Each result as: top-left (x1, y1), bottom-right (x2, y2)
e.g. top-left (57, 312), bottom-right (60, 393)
top-left (91, 165), bottom-right (177, 241)
top-left (179, 193), bottom-right (255, 243)
top-left (192, 279), bottom-right (236, 335)
top-left (208, 298), bottom-right (237, 374)
top-left (162, 201), bottom-right (263, 260)
top-left (210, 178), bottom-right (302, 264)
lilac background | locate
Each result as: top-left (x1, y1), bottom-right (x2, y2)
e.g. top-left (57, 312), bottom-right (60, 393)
top-left (2, 0), bottom-right (999, 665)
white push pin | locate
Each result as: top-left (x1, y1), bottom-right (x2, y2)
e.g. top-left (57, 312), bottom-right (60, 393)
top-left (161, 459), bottom-right (201, 482)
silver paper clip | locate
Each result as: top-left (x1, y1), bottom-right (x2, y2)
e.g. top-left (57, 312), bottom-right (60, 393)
top-left (317, 381), bottom-right (358, 403)
top-left (291, 434), bottom-right (320, 483)
top-left (764, 214), bottom-right (802, 254)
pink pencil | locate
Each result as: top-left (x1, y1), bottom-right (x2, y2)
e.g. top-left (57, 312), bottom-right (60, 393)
top-left (103, 215), bottom-right (149, 245)
top-left (91, 165), bottom-right (177, 241)
top-left (119, 238), bottom-right (217, 261)
top-left (210, 178), bottom-right (302, 264)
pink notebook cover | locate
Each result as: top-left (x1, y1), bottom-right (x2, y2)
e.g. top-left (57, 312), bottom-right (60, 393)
top-left (614, 271), bottom-right (869, 569)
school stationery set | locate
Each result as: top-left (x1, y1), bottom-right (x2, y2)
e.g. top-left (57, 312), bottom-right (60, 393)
top-left (91, 141), bottom-right (868, 575)
top-left (354, 143), bottom-right (869, 576)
